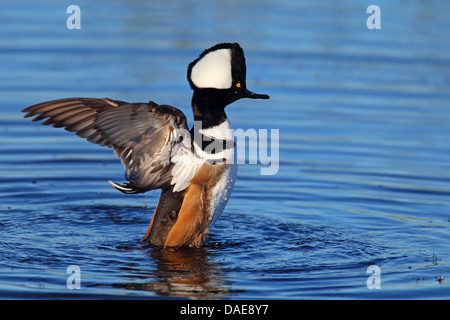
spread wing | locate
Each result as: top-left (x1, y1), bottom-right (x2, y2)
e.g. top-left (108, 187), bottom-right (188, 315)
top-left (22, 97), bottom-right (197, 193)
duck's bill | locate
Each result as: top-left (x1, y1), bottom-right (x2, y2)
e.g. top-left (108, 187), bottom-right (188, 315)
top-left (245, 89), bottom-right (270, 99)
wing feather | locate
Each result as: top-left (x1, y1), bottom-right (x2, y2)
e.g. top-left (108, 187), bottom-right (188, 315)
top-left (22, 97), bottom-right (195, 193)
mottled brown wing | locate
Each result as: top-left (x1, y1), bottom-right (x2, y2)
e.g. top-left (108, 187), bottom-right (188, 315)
top-left (22, 97), bottom-right (190, 193)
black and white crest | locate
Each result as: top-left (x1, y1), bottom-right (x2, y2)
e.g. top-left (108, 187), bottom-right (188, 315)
top-left (187, 43), bottom-right (247, 90)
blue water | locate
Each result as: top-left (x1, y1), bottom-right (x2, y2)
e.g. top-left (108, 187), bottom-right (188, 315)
top-left (1, 0), bottom-right (450, 299)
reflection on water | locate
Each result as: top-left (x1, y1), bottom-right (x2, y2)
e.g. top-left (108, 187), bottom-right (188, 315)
top-left (115, 246), bottom-right (229, 298)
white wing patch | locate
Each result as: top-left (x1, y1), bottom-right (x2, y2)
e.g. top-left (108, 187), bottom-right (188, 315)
top-left (190, 48), bottom-right (232, 89)
top-left (169, 126), bottom-right (199, 192)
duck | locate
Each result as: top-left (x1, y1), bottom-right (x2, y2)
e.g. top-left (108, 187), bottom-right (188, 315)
top-left (22, 42), bottom-right (269, 247)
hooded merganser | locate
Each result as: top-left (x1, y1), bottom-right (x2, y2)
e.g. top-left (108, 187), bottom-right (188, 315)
top-left (22, 42), bottom-right (269, 247)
